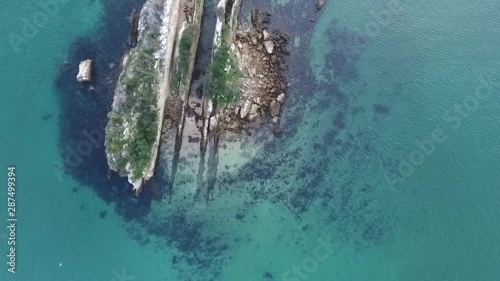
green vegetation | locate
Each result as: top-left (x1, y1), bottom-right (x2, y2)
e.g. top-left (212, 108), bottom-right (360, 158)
top-left (105, 47), bottom-right (159, 181)
top-left (205, 25), bottom-right (243, 108)
top-left (173, 25), bottom-right (197, 94)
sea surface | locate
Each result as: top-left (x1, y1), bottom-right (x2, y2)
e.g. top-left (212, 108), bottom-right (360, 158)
top-left (1, 0), bottom-right (500, 280)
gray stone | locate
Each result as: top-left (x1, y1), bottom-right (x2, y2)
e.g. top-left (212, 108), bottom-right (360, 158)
top-left (209, 116), bottom-right (218, 130)
top-left (205, 99), bottom-right (213, 117)
top-left (249, 103), bottom-right (259, 115)
top-left (76, 59), bottom-right (93, 82)
top-left (263, 29), bottom-right (271, 40)
top-left (240, 100), bottom-right (252, 119)
top-left (270, 100), bottom-right (281, 117)
top-left (248, 114), bottom-right (258, 121)
top-left (264, 41), bottom-right (274, 54)
top-left (277, 93), bottom-right (286, 104)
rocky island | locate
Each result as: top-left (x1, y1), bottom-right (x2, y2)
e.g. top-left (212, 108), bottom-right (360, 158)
top-left (104, 0), bottom-right (289, 195)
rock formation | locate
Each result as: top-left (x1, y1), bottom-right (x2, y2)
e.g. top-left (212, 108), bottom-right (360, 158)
top-left (104, 0), bottom-right (289, 196)
top-left (208, 7), bottom-right (289, 135)
top-left (76, 59), bottom-right (93, 82)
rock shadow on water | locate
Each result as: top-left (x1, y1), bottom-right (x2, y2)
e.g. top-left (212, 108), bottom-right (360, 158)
top-left (53, 0), bottom-right (151, 221)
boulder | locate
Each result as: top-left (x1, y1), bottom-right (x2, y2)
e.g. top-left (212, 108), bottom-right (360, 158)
top-left (240, 100), bottom-right (252, 119)
top-left (76, 59), bottom-right (93, 82)
top-left (271, 117), bottom-right (280, 124)
top-left (269, 100), bottom-right (281, 117)
top-left (209, 116), bottom-right (218, 130)
top-left (249, 103), bottom-right (259, 115)
top-left (277, 93), bottom-right (286, 104)
top-left (263, 30), bottom-right (271, 41)
top-left (248, 114), bottom-right (258, 121)
top-left (205, 99), bottom-right (213, 116)
top-left (264, 41), bottom-right (274, 54)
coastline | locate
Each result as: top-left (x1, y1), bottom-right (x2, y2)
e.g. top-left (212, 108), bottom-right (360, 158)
top-left (105, 0), bottom-right (290, 196)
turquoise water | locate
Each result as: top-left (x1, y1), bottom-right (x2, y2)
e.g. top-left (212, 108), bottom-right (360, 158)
top-left (1, 0), bottom-right (500, 280)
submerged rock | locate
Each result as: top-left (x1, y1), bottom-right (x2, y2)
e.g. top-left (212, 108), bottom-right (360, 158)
top-left (316, 0), bottom-right (325, 12)
top-left (270, 100), bottom-right (281, 117)
top-left (251, 7), bottom-right (262, 30)
top-left (76, 59), bottom-right (93, 82)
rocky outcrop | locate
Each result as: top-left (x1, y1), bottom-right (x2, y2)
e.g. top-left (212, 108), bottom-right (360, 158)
top-left (128, 9), bottom-right (140, 46)
top-left (76, 59), bottom-right (93, 82)
top-left (216, 8), bottom-right (289, 131)
top-left (204, 7), bottom-right (289, 136)
top-left (105, 0), bottom-right (183, 194)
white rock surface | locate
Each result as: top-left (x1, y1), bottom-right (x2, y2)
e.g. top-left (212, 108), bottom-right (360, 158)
top-left (263, 29), bottom-right (271, 40)
top-left (264, 41), bottom-right (274, 54)
top-left (240, 100), bottom-right (252, 119)
top-left (277, 93), bottom-right (286, 104)
top-left (76, 59), bottom-right (93, 82)
top-left (209, 116), bottom-right (218, 130)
